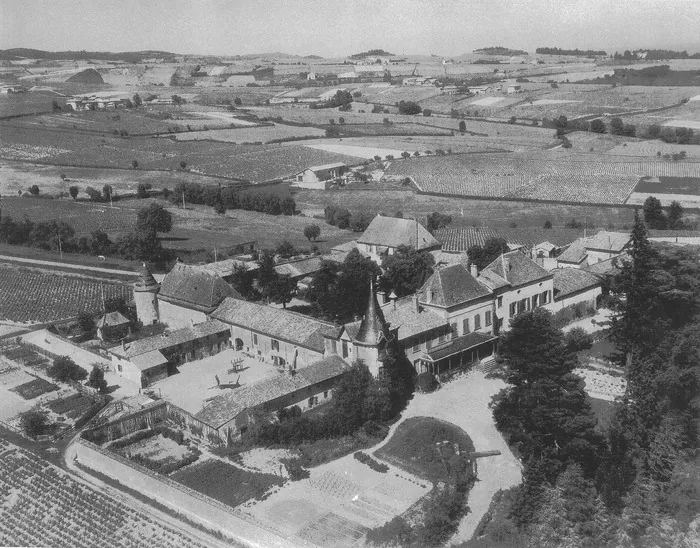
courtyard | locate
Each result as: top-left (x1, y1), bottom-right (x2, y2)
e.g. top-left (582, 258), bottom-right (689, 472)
top-left (153, 348), bottom-right (281, 414)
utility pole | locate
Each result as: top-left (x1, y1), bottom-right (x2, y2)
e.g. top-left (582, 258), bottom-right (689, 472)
top-left (182, 190), bottom-right (186, 210)
top-left (58, 231), bottom-right (63, 260)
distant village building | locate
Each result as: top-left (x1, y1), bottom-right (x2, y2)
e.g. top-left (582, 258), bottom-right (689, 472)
top-left (557, 231), bottom-right (630, 269)
top-left (292, 162), bottom-right (348, 189)
top-left (507, 85), bottom-right (523, 94)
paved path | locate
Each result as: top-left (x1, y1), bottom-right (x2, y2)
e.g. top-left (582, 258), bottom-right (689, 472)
top-left (371, 370), bottom-right (522, 545)
top-left (0, 254), bottom-right (137, 276)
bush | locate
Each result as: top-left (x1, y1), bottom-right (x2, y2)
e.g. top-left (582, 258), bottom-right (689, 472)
top-left (281, 458), bottom-right (310, 481)
top-left (354, 451), bottom-right (389, 473)
top-left (416, 371), bottom-right (439, 392)
top-left (47, 356), bottom-right (88, 383)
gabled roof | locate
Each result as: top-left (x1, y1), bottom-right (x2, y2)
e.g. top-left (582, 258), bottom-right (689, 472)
top-left (418, 264), bottom-right (491, 308)
top-left (195, 355), bottom-right (350, 428)
top-left (108, 320), bottom-right (230, 359)
top-left (96, 311), bottom-right (130, 329)
top-left (382, 297), bottom-right (447, 340)
top-left (304, 162), bottom-right (347, 173)
top-left (582, 231), bottom-right (630, 253)
top-left (434, 227), bottom-right (585, 253)
top-left (481, 250), bottom-right (552, 288)
top-left (553, 268), bottom-right (602, 299)
top-left (358, 215), bottom-right (440, 251)
top-left (274, 257), bottom-right (323, 278)
top-left (557, 241), bottom-right (589, 264)
top-left (212, 298), bottom-right (341, 353)
top-left (158, 263), bottom-right (240, 313)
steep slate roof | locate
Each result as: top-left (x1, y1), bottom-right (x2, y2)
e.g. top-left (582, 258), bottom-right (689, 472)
top-left (553, 269), bottom-right (602, 299)
top-left (434, 227), bottom-right (585, 253)
top-left (158, 263), bottom-right (240, 313)
top-left (212, 298), bottom-right (341, 353)
top-left (382, 298), bottom-right (447, 340)
top-left (96, 311), bottom-right (130, 329)
top-left (274, 257), bottom-right (323, 278)
top-left (108, 320), bottom-right (230, 359)
top-left (482, 251), bottom-right (552, 288)
top-left (418, 264), bottom-right (491, 308)
top-left (354, 282), bottom-right (392, 345)
top-left (195, 355), bottom-right (350, 428)
top-left (358, 215), bottom-right (440, 251)
top-left (134, 265), bottom-right (160, 293)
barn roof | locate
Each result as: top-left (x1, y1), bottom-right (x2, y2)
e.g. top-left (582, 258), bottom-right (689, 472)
top-left (358, 215), bottom-right (440, 251)
top-left (109, 320), bottom-right (230, 359)
top-left (557, 241), bottom-right (589, 264)
top-left (212, 298), bottom-right (341, 353)
top-left (158, 262), bottom-right (240, 313)
top-left (274, 257), bottom-right (323, 278)
top-left (552, 269), bottom-right (602, 300)
top-left (96, 311), bottom-right (130, 329)
top-left (418, 264), bottom-right (491, 308)
top-left (382, 297), bottom-right (447, 340)
top-left (434, 227), bottom-right (584, 253)
top-left (195, 355), bottom-right (350, 428)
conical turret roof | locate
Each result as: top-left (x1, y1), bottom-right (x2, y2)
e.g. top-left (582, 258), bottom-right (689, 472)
top-left (134, 264), bottom-right (160, 293)
top-left (354, 280), bottom-right (391, 346)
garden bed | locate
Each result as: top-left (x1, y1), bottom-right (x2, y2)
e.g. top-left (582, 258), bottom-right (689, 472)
top-left (10, 376), bottom-right (59, 400)
top-left (47, 393), bottom-right (101, 419)
top-left (171, 459), bottom-right (283, 508)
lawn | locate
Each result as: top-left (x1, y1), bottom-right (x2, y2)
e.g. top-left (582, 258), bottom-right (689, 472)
top-left (10, 376), bottom-right (59, 400)
top-left (374, 416), bottom-right (475, 483)
top-left (171, 458), bottom-right (283, 508)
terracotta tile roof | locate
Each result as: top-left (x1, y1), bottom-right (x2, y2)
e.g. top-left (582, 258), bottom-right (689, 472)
top-left (96, 311), bottom-right (130, 328)
top-left (476, 269), bottom-right (510, 291)
top-left (274, 257), bottom-right (323, 278)
top-left (382, 298), bottom-right (447, 340)
top-left (358, 215), bottom-right (440, 251)
top-left (130, 350), bottom-right (169, 371)
top-left (482, 250), bottom-right (552, 288)
top-left (583, 257), bottom-right (623, 276)
top-left (158, 263), bottom-right (241, 313)
top-left (108, 320), bottom-right (230, 359)
top-left (553, 269), bottom-right (602, 299)
top-left (582, 231), bottom-right (630, 253)
top-left (418, 264), bottom-right (491, 308)
top-left (197, 259), bottom-right (259, 277)
top-left (212, 298), bottom-right (341, 353)
top-left (434, 227), bottom-right (584, 253)
top-left (304, 162), bottom-right (348, 172)
top-left (195, 355), bottom-right (350, 428)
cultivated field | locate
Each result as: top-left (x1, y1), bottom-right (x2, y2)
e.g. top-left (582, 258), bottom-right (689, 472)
top-left (172, 123), bottom-right (326, 143)
top-left (0, 440), bottom-right (210, 548)
top-left (0, 264), bottom-right (132, 323)
top-left (384, 152), bottom-right (700, 204)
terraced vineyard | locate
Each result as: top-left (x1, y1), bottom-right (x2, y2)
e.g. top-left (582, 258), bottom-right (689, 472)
top-left (386, 153), bottom-right (700, 204)
top-left (0, 440), bottom-right (210, 548)
top-left (0, 265), bottom-right (132, 323)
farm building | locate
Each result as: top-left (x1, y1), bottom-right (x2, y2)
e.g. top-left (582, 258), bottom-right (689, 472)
top-left (153, 262), bottom-right (241, 329)
top-left (195, 258), bottom-right (259, 284)
top-left (274, 256), bottom-right (323, 284)
top-left (551, 269), bottom-right (603, 312)
top-left (194, 355), bottom-right (351, 440)
top-left (96, 311), bottom-right (131, 341)
top-left (357, 215), bottom-right (441, 263)
top-left (292, 162), bottom-right (348, 189)
top-left (557, 231), bottom-right (630, 269)
top-left (507, 85), bottom-right (523, 93)
top-left (211, 298), bottom-right (341, 369)
top-left (224, 74), bottom-right (257, 86)
top-left (434, 227), bottom-right (584, 255)
top-left (108, 320), bottom-right (232, 388)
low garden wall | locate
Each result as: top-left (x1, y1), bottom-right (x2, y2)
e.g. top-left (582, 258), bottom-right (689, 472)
top-left (75, 439), bottom-right (297, 548)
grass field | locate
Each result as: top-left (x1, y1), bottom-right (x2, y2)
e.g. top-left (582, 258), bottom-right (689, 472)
top-left (0, 264), bottom-right (132, 323)
top-left (172, 123), bottom-right (326, 143)
top-left (171, 458), bottom-right (283, 508)
top-left (374, 416), bottom-right (474, 482)
top-left (292, 188), bottom-right (638, 229)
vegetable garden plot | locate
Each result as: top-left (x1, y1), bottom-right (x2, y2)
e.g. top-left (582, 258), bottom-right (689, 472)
top-left (0, 442), bottom-right (210, 548)
top-left (47, 393), bottom-right (98, 416)
top-left (297, 512), bottom-right (369, 546)
top-left (10, 376), bottom-right (58, 400)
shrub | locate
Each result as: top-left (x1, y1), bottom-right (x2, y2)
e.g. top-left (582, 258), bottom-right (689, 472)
top-left (354, 451), bottom-right (389, 473)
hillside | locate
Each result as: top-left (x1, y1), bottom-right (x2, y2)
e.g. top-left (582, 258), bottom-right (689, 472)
top-left (0, 48), bottom-right (178, 63)
top-left (474, 46), bottom-right (528, 56)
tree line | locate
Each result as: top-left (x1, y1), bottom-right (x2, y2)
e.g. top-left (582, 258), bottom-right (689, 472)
top-left (170, 182), bottom-right (295, 216)
top-left (470, 212), bottom-right (700, 547)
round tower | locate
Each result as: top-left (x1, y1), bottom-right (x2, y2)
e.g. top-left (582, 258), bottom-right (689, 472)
top-left (352, 280), bottom-right (394, 377)
top-left (133, 264), bottom-right (160, 325)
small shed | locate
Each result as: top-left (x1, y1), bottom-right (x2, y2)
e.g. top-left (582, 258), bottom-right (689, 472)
top-left (293, 163), bottom-right (348, 189)
top-left (96, 311), bottom-right (131, 341)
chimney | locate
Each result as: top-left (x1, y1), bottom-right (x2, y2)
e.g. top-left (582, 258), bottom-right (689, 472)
top-left (470, 263), bottom-right (478, 278)
top-left (503, 258), bottom-right (510, 272)
top-left (412, 294), bottom-right (420, 313)
top-left (121, 339), bottom-right (125, 351)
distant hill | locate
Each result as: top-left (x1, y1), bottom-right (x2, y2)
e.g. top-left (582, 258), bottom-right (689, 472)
top-left (474, 46), bottom-right (527, 56)
top-left (536, 47), bottom-right (607, 57)
top-left (0, 48), bottom-right (179, 63)
top-left (350, 49), bottom-right (394, 59)
top-left (304, 55), bottom-right (323, 60)
top-left (66, 68), bottom-right (104, 84)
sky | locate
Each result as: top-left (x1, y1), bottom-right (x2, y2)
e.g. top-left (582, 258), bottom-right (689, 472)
top-left (1, 0), bottom-right (699, 57)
